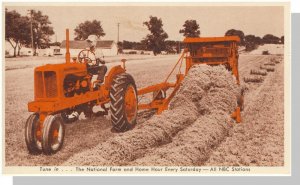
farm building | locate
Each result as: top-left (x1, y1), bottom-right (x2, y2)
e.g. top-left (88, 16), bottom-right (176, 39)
top-left (38, 46), bottom-right (61, 56)
top-left (60, 40), bottom-right (91, 57)
top-left (60, 40), bottom-right (118, 57)
top-left (95, 40), bottom-right (118, 56)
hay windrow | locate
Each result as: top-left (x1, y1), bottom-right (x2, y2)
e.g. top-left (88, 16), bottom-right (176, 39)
top-left (130, 113), bottom-right (231, 166)
top-left (63, 65), bottom-right (239, 166)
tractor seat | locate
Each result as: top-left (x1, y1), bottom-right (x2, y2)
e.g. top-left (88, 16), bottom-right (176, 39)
top-left (88, 65), bottom-right (101, 75)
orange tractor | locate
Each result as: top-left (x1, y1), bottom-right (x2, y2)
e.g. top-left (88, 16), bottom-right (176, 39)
top-left (25, 29), bottom-right (243, 155)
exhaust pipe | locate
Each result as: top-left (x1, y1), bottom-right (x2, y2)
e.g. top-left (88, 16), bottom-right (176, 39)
top-left (65, 29), bottom-right (70, 64)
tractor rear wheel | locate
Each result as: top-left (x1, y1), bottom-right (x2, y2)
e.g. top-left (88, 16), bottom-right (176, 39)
top-left (109, 73), bottom-right (138, 132)
top-left (42, 115), bottom-right (65, 155)
top-left (25, 113), bottom-right (42, 155)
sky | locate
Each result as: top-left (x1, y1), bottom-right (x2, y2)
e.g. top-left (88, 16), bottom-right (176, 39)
top-left (6, 5), bottom-right (284, 43)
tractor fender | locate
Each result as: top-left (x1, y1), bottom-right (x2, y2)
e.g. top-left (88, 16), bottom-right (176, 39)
top-left (104, 65), bottom-right (126, 90)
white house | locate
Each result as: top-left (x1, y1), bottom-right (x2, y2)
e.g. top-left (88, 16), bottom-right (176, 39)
top-left (95, 40), bottom-right (118, 56)
top-left (60, 40), bottom-right (91, 58)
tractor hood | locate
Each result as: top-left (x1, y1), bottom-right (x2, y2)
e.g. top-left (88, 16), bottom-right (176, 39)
top-left (34, 63), bottom-right (88, 77)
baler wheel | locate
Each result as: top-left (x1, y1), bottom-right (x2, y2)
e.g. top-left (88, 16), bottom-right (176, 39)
top-left (42, 115), bottom-right (65, 155)
top-left (109, 73), bottom-right (138, 132)
top-left (25, 113), bottom-right (42, 155)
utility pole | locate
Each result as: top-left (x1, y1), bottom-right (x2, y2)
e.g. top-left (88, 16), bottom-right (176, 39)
top-left (117, 23), bottom-right (120, 55)
top-left (28, 9), bottom-right (34, 56)
top-left (117, 23), bottom-right (120, 43)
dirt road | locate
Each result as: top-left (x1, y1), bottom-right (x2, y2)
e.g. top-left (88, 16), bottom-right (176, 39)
top-left (4, 54), bottom-right (284, 166)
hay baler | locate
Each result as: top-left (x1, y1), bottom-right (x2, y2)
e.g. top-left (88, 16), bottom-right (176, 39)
top-left (137, 36), bottom-right (243, 119)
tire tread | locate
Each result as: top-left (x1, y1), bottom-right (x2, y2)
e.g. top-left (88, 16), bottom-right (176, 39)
top-left (109, 73), bottom-right (137, 132)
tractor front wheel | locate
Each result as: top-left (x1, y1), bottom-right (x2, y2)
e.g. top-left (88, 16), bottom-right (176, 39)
top-left (110, 73), bottom-right (138, 132)
top-left (25, 113), bottom-right (42, 155)
top-left (42, 115), bottom-right (65, 155)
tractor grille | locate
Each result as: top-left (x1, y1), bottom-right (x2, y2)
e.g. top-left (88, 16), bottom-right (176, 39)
top-left (35, 71), bottom-right (58, 98)
top-left (35, 72), bottom-right (44, 98)
top-left (44, 71), bottom-right (58, 98)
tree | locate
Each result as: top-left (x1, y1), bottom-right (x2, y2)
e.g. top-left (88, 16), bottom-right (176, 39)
top-left (5, 9), bottom-right (22, 57)
top-left (179, 20), bottom-right (200, 37)
top-left (29, 10), bottom-right (55, 54)
top-left (122, 40), bottom-right (134, 49)
top-left (225, 29), bottom-right (245, 45)
top-left (281, 36), bottom-right (284, 44)
top-left (17, 16), bottom-right (31, 56)
top-left (117, 41), bottom-right (123, 54)
top-left (245, 35), bottom-right (256, 44)
top-left (254, 36), bottom-right (262, 45)
top-left (120, 40), bottom-right (147, 51)
top-left (5, 9), bottom-right (32, 57)
top-left (74, 20), bottom-right (105, 40)
top-left (262, 34), bottom-right (280, 44)
top-left (244, 34), bottom-right (258, 51)
top-left (6, 9), bottom-right (54, 56)
top-left (165, 40), bottom-right (180, 54)
top-left (134, 42), bottom-right (147, 50)
top-left (143, 16), bottom-right (168, 55)
top-left (48, 42), bottom-right (61, 46)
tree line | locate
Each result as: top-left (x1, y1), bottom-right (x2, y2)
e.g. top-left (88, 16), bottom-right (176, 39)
top-left (225, 29), bottom-right (284, 51)
top-left (117, 17), bottom-right (284, 55)
top-left (6, 8), bottom-right (284, 57)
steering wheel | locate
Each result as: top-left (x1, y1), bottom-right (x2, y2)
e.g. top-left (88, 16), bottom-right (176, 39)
top-left (77, 49), bottom-right (96, 64)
